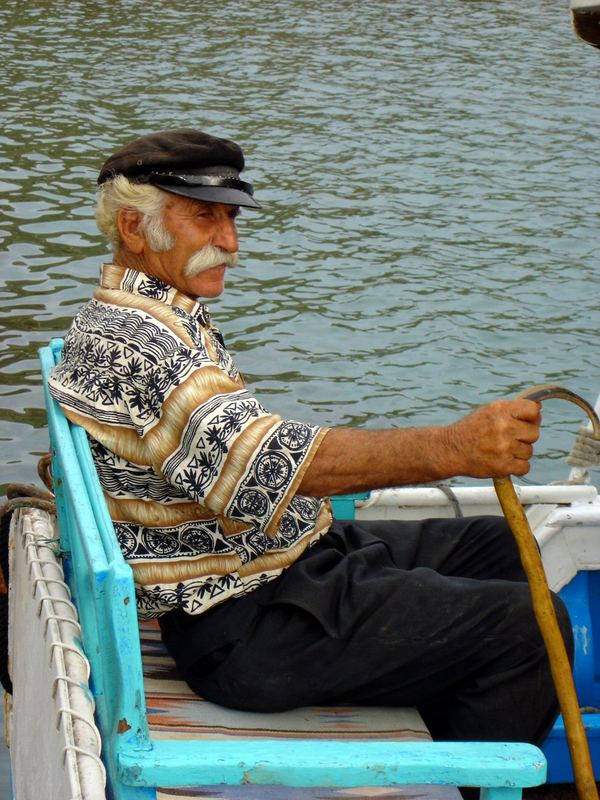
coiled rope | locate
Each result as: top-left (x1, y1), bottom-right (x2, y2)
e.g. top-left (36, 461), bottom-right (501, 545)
top-left (567, 426), bottom-right (600, 469)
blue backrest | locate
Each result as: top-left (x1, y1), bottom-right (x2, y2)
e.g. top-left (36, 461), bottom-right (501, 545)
top-left (40, 340), bottom-right (152, 793)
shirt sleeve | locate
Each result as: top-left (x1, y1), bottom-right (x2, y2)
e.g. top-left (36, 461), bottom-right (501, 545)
top-left (147, 341), bottom-right (328, 537)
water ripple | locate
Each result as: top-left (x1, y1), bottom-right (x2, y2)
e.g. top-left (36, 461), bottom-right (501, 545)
top-left (0, 0), bottom-right (598, 492)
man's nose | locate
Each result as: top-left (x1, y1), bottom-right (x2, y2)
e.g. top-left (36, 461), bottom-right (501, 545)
top-left (213, 215), bottom-right (239, 253)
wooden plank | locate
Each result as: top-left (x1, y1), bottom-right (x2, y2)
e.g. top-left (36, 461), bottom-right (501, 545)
top-left (118, 739), bottom-right (546, 789)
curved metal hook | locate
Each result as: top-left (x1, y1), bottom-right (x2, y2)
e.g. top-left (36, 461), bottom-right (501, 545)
top-left (516, 383), bottom-right (600, 440)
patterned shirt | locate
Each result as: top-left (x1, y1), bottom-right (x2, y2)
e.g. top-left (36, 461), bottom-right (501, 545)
top-left (49, 264), bottom-right (332, 618)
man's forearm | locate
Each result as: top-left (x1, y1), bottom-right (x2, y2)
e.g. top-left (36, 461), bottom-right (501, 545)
top-left (298, 398), bottom-right (542, 497)
top-left (299, 426), bottom-right (457, 496)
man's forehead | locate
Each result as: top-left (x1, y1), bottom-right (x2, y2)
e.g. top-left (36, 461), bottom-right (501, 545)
top-left (165, 194), bottom-right (239, 214)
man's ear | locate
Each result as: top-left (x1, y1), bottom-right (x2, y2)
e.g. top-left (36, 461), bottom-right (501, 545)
top-left (117, 208), bottom-right (145, 254)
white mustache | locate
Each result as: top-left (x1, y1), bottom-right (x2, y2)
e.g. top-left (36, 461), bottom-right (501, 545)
top-left (183, 245), bottom-right (239, 277)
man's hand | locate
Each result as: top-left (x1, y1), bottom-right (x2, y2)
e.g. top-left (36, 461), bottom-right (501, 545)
top-left (446, 399), bottom-right (542, 479)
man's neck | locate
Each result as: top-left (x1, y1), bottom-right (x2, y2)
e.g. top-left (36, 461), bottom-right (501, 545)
top-left (113, 248), bottom-right (154, 277)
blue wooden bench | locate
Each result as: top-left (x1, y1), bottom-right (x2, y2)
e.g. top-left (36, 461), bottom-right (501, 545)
top-left (39, 338), bottom-right (548, 800)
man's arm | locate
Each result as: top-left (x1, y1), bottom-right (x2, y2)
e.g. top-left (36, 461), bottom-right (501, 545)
top-left (299, 398), bottom-right (541, 496)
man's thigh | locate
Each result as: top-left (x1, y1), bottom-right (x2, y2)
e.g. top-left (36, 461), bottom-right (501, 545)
top-left (329, 515), bottom-right (526, 581)
top-left (190, 523), bottom-right (538, 712)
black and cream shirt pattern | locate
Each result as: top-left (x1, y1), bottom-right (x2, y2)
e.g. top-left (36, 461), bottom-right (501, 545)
top-left (49, 264), bottom-right (331, 617)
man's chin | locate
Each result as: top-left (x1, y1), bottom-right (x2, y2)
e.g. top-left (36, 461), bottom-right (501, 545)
top-left (186, 265), bottom-right (227, 298)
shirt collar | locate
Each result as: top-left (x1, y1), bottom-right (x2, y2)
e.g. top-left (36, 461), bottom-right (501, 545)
top-left (99, 263), bottom-right (211, 326)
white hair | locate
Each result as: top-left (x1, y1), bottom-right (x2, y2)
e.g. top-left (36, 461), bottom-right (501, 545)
top-left (95, 174), bottom-right (174, 251)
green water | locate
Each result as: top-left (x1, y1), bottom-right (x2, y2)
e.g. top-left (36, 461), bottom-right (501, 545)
top-left (0, 0), bottom-right (599, 790)
top-left (2, 1), bottom-right (599, 489)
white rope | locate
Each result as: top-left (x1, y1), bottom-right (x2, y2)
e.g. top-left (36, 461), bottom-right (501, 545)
top-left (566, 426), bottom-right (600, 468)
top-left (49, 642), bottom-right (92, 681)
top-left (56, 707), bottom-right (103, 750)
top-left (32, 575), bottom-right (72, 593)
top-left (357, 490), bottom-right (379, 509)
top-left (62, 745), bottom-right (107, 777)
top-left (27, 553), bottom-right (67, 572)
top-left (36, 592), bottom-right (77, 617)
top-left (44, 614), bottom-right (82, 637)
top-left (52, 674), bottom-right (94, 703)
top-left (19, 509), bottom-right (106, 798)
top-left (26, 547), bottom-right (65, 575)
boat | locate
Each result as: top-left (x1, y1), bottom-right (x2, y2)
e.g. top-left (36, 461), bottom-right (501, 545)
top-left (2, 335), bottom-right (600, 800)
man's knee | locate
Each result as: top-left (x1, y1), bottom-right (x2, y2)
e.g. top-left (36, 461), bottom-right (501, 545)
top-left (505, 584), bottom-right (573, 664)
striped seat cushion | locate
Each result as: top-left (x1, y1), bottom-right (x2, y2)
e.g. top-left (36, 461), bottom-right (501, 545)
top-left (140, 619), bottom-right (459, 800)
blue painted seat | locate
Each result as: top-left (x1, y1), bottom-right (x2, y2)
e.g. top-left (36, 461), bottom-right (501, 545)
top-left (40, 339), bottom-right (547, 800)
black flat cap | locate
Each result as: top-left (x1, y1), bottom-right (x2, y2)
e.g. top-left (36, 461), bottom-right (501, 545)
top-left (97, 128), bottom-right (260, 209)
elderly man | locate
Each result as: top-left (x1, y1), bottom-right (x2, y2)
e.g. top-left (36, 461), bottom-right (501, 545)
top-left (49, 128), bottom-right (572, 748)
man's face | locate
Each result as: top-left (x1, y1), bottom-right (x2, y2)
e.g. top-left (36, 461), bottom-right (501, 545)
top-left (143, 195), bottom-right (240, 299)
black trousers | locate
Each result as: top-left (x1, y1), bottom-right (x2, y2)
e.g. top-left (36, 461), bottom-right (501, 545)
top-left (159, 516), bottom-right (573, 745)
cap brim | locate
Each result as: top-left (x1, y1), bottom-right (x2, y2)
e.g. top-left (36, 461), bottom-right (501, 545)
top-left (152, 181), bottom-right (261, 209)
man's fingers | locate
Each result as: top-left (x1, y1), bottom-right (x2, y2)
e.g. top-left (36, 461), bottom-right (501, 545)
top-left (512, 440), bottom-right (534, 461)
top-left (514, 418), bottom-right (541, 444)
top-left (506, 399), bottom-right (542, 444)
top-left (511, 398), bottom-right (542, 424)
top-left (508, 457), bottom-right (532, 477)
